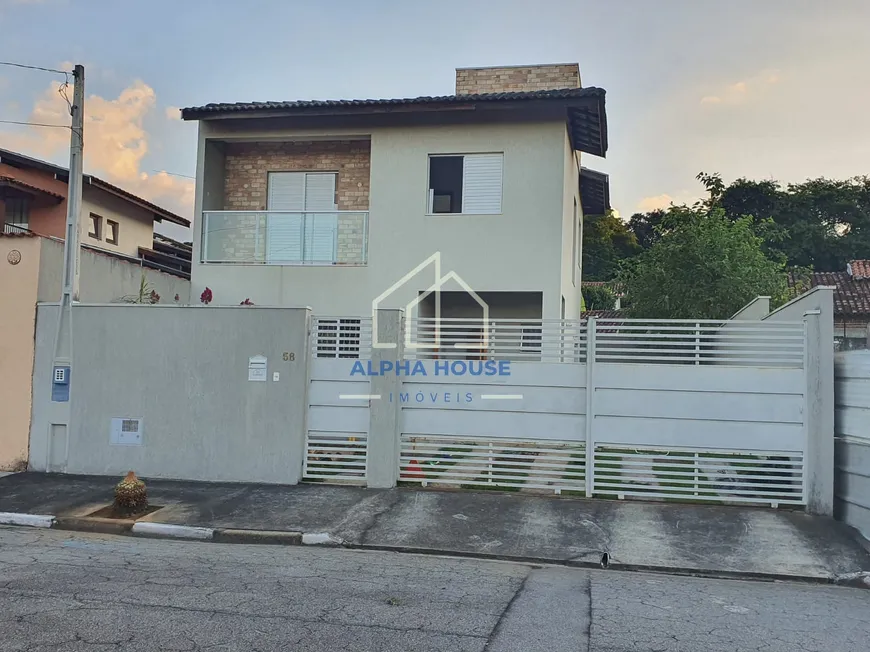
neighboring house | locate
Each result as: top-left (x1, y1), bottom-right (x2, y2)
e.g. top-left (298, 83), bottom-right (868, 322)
top-left (182, 63), bottom-right (610, 321)
top-left (0, 231), bottom-right (191, 471)
top-left (0, 153), bottom-right (192, 470)
top-left (0, 147), bottom-right (190, 265)
top-left (788, 261), bottom-right (870, 350)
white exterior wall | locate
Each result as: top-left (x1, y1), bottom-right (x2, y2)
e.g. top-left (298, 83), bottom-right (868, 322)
top-left (80, 186), bottom-right (155, 258)
top-left (29, 304), bottom-right (310, 483)
top-left (559, 131), bottom-right (583, 318)
top-left (36, 237), bottom-right (190, 304)
top-left (192, 120), bottom-right (568, 318)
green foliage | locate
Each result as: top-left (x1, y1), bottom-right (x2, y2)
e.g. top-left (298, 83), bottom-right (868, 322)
top-left (582, 210), bottom-right (642, 280)
top-left (625, 173), bottom-right (870, 272)
top-left (617, 207), bottom-right (787, 320)
top-left (581, 285), bottom-right (617, 311)
top-left (118, 271), bottom-right (160, 304)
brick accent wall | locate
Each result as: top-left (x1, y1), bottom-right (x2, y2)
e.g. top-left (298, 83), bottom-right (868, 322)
top-left (455, 64), bottom-right (580, 95)
top-left (214, 140), bottom-right (371, 264)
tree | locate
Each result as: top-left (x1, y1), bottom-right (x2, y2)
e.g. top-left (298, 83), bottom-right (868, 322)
top-left (617, 207), bottom-right (787, 320)
top-left (581, 285), bottom-right (617, 311)
top-left (702, 172), bottom-right (870, 271)
top-left (582, 211), bottom-right (642, 280)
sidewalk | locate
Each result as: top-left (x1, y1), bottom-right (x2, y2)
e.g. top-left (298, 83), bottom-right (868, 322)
top-left (1, 472), bottom-right (868, 585)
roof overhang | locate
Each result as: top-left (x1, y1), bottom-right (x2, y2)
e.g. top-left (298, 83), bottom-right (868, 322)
top-left (182, 88), bottom-right (609, 158)
top-left (579, 167), bottom-right (610, 215)
top-left (84, 176), bottom-right (190, 227)
top-left (0, 176), bottom-right (64, 202)
top-left (0, 147), bottom-right (190, 227)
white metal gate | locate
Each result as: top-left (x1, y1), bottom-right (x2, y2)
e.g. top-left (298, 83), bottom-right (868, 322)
top-left (398, 317), bottom-right (809, 506)
top-left (303, 317), bottom-right (372, 484)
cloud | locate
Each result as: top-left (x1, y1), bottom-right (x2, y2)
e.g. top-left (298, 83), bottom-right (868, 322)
top-left (699, 70), bottom-right (780, 107)
top-left (636, 191), bottom-right (698, 212)
top-left (637, 194), bottom-right (675, 212)
top-left (164, 106), bottom-right (181, 121)
top-left (0, 79), bottom-right (194, 220)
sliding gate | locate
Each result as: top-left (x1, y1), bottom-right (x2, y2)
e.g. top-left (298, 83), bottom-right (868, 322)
top-left (398, 317), bottom-right (809, 507)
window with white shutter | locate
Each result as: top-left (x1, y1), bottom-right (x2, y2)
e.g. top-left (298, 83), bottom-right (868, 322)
top-left (428, 153), bottom-right (503, 215)
top-left (462, 154), bottom-right (503, 214)
top-left (266, 172), bottom-right (337, 263)
top-left (302, 173), bottom-right (338, 263)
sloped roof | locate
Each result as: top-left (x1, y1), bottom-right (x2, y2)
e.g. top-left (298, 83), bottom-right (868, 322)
top-left (581, 309), bottom-right (624, 320)
top-left (0, 176), bottom-right (64, 200)
top-left (182, 87), bottom-right (608, 158)
top-left (0, 148), bottom-right (190, 227)
top-left (788, 268), bottom-right (870, 316)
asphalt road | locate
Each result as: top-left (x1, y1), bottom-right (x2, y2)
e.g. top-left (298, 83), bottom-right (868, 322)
top-left (0, 526), bottom-right (868, 652)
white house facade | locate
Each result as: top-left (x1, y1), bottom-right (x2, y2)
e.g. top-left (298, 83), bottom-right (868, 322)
top-left (183, 64), bottom-right (609, 321)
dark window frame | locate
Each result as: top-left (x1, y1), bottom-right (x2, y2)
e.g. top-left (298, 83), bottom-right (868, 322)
top-left (88, 213), bottom-right (103, 240)
top-left (106, 219), bottom-right (119, 245)
top-left (4, 196), bottom-right (31, 228)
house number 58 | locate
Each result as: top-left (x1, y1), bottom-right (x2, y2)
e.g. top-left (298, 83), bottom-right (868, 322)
top-left (283, 352), bottom-right (295, 361)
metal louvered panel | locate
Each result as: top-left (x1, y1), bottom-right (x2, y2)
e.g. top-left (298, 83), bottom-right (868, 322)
top-left (462, 153), bottom-right (503, 214)
top-left (400, 435), bottom-right (585, 493)
top-left (267, 173), bottom-right (305, 262)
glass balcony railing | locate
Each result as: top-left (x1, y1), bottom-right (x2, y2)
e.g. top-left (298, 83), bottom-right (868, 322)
top-left (201, 211), bottom-right (368, 265)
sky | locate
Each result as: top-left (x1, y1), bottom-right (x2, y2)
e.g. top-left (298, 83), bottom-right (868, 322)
top-left (1, 0), bottom-right (869, 240)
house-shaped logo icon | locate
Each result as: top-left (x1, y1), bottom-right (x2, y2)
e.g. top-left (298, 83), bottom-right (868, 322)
top-left (371, 252), bottom-right (489, 350)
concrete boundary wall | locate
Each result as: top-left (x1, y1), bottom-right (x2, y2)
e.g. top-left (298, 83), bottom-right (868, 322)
top-left (834, 351), bottom-right (870, 541)
top-left (29, 304), bottom-right (310, 483)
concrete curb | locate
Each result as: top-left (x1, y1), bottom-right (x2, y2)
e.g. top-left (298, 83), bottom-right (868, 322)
top-left (4, 513), bottom-right (868, 588)
top-left (0, 512), bottom-right (54, 528)
top-left (213, 528), bottom-right (302, 545)
top-left (131, 522), bottom-right (214, 540)
top-left (54, 516), bottom-right (133, 535)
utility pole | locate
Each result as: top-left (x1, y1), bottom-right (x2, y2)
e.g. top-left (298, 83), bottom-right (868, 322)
top-left (50, 64), bottom-right (83, 420)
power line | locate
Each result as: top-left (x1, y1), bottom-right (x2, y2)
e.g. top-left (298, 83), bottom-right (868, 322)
top-left (152, 169), bottom-right (195, 180)
top-left (0, 118), bottom-right (70, 129)
top-left (0, 61), bottom-right (69, 75)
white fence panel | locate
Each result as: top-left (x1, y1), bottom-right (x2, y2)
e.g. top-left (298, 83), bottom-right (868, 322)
top-left (399, 360), bottom-right (587, 492)
top-left (405, 318), bottom-right (586, 363)
top-left (834, 351), bottom-right (870, 539)
top-left (304, 353), bottom-right (369, 484)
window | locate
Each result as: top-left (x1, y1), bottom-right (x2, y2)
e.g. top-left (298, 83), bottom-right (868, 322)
top-left (106, 219), bottom-right (119, 245)
top-left (428, 153), bottom-right (503, 215)
top-left (266, 171), bottom-right (338, 264)
top-left (4, 197), bottom-right (30, 231)
top-left (88, 213), bottom-right (102, 240)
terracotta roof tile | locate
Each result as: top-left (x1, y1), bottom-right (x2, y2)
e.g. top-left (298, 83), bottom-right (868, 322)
top-left (581, 309), bottom-right (624, 320)
top-left (848, 260), bottom-right (870, 280)
top-left (0, 176), bottom-right (65, 200)
top-left (788, 269), bottom-right (870, 316)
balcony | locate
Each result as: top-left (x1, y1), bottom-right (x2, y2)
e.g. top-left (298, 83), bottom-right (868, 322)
top-left (2, 222), bottom-right (30, 235)
top-left (201, 210), bottom-right (368, 265)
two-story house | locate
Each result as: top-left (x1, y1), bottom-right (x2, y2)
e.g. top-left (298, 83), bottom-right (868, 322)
top-left (0, 148), bottom-right (193, 471)
top-left (0, 147), bottom-right (191, 274)
top-left (182, 63), bottom-right (609, 323)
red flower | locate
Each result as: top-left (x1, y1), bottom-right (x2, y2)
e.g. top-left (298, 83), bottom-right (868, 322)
top-left (200, 287), bottom-right (213, 305)
top-left (240, 298), bottom-right (254, 306)
top-left (149, 290), bottom-right (160, 304)
top-left (174, 293), bottom-right (180, 302)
